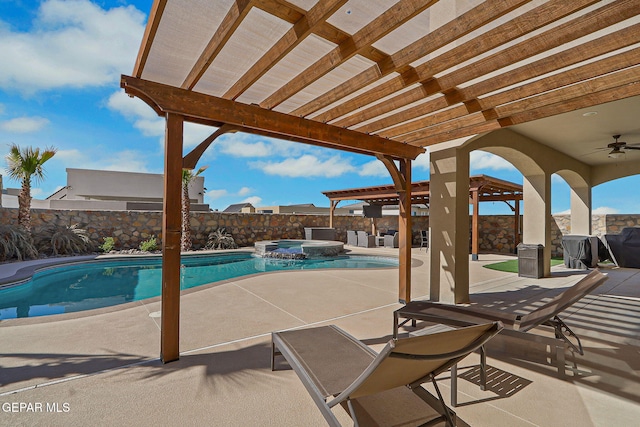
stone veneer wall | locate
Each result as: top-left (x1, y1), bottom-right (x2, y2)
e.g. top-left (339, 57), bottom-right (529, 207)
top-left (550, 214), bottom-right (640, 257)
top-left (1, 208), bottom-right (638, 257)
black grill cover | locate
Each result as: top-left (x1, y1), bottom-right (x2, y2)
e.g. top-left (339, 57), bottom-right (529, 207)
top-left (603, 227), bottom-right (640, 268)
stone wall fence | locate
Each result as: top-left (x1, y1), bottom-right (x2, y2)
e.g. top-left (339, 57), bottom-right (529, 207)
top-left (1, 208), bottom-right (639, 258)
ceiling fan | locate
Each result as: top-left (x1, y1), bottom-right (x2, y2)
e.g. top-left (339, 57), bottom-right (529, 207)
top-left (606, 135), bottom-right (640, 159)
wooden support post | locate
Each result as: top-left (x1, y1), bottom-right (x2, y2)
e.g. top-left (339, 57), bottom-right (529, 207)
top-left (398, 159), bottom-right (412, 303)
top-left (161, 113), bottom-right (183, 363)
top-left (471, 189), bottom-right (479, 261)
top-left (377, 154), bottom-right (412, 303)
top-left (329, 200), bottom-right (337, 228)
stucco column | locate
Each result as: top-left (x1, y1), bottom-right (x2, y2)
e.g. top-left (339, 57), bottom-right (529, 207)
top-left (570, 185), bottom-right (592, 235)
top-left (429, 147), bottom-right (470, 304)
top-left (522, 173), bottom-right (551, 276)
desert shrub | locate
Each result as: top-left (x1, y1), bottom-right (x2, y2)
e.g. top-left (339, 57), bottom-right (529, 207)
top-left (139, 235), bottom-right (159, 252)
top-left (100, 237), bottom-right (116, 253)
top-left (34, 224), bottom-right (94, 256)
top-left (205, 228), bottom-right (238, 250)
top-left (0, 224), bottom-right (38, 261)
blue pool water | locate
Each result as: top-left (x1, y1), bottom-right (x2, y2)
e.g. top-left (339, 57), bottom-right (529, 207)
top-left (0, 252), bottom-right (398, 319)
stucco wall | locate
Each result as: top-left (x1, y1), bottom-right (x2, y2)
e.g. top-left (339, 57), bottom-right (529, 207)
top-left (1, 207), bottom-right (638, 256)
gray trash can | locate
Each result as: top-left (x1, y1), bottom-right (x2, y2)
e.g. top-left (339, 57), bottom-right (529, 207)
top-left (517, 243), bottom-right (544, 278)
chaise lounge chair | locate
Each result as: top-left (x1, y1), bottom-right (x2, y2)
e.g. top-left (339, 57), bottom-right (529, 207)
top-left (272, 322), bottom-right (503, 426)
top-left (394, 269), bottom-right (608, 377)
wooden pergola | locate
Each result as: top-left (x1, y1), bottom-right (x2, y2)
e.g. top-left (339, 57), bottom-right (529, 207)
top-left (323, 175), bottom-right (523, 258)
top-left (123, 0), bottom-right (640, 362)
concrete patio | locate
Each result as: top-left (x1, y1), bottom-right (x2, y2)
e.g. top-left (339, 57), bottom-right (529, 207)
top-left (1, 247), bottom-right (639, 426)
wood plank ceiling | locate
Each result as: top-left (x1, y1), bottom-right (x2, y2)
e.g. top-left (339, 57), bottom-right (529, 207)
top-left (129, 0), bottom-right (640, 156)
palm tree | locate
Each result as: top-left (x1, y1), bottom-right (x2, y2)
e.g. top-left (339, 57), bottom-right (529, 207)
top-left (5, 144), bottom-right (57, 234)
top-left (181, 166), bottom-right (207, 251)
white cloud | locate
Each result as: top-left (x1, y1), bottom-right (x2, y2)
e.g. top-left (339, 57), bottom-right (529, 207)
top-left (251, 154), bottom-right (354, 177)
top-left (183, 123), bottom-right (219, 149)
top-left (470, 150), bottom-right (515, 172)
top-left (218, 133), bottom-right (272, 157)
top-left (593, 206), bottom-right (620, 214)
top-left (205, 189), bottom-right (228, 200)
top-left (242, 196), bottom-right (262, 205)
top-left (107, 91), bottom-right (217, 150)
top-left (216, 133), bottom-right (325, 159)
top-left (414, 151), bottom-right (430, 171)
top-left (30, 187), bottom-right (46, 198)
top-left (553, 206), bottom-right (620, 215)
top-left (53, 148), bottom-right (157, 173)
top-left (357, 151), bottom-right (430, 178)
top-left (551, 173), bottom-right (565, 184)
top-left (107, 91), bottom-right (158, 122)
top-left (0, 0), bottom-right (146, 93)
top-left (238, 187), bottom-right (252, 196)
top-left (107, 91), bottom-right (163, 137)
top-left (358, 159), bottom-right (388, 177)
top-left (0, 116), bottom-right (50, 133)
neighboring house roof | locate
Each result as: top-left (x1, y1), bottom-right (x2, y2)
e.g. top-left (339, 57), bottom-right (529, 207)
top-left (223, 203), bottom-right (254, 213)
top-left (46, 187), bottom-right (67, 200)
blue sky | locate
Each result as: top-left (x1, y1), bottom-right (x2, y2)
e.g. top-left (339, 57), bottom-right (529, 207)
top-left (1, 0), bottom-right (638, 215)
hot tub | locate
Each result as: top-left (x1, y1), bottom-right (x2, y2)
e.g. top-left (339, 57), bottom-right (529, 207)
top-left (254, 239), bottom-right (344, 258)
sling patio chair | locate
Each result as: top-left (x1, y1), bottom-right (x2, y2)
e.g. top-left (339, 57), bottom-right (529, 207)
top-left (271, 322), bottom-right (503, 427)
top-left (394, 269), bottom-right (608, 378)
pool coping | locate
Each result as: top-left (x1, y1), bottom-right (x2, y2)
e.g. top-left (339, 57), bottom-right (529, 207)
top-left (0, 249), bottom-right (411, 326)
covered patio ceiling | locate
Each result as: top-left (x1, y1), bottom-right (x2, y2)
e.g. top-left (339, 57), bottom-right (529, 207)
top-left (322, 174), bottom-right (523, 205)
top-left (125, 0), bottom-right (640, 163)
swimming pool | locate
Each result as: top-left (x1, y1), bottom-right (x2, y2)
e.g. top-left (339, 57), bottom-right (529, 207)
top-left (0, 252), bottom-right (398, 319)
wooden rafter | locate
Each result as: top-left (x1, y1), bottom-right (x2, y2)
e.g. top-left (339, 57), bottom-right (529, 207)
top-left (413, 79), bottom-right (640, 147)
top-left (121, 75), bottom-right (424, 159)
top-left (397, 52), bottom-right (640, 142)
top-left (259, 0), bottom-right (439, 110)
top-left (356, 0), bottom-right (637, 130)
top-left (294, 0), bottom-right (532, 119)
top-left (133, 0), bottom-right (168, 78)
top-left (372, 25), bottom-right (640, 138)
top-left (182, 0), bottom-right (254, 89)
top-left (223, 0), bottom-right (348, 100)
top-left (316, 0), bottom-right (599, 125)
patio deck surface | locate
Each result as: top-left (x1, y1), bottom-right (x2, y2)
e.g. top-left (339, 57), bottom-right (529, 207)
top-left (1, 247), bottom-right (639, 426)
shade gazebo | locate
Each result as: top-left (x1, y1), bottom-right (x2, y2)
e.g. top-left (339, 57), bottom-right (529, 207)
top-left (323, 174), bottom-right (523, 259)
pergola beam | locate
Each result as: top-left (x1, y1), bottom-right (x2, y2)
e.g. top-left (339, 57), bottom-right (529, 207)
top-left (121, 75), bottom-right (424, 160)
